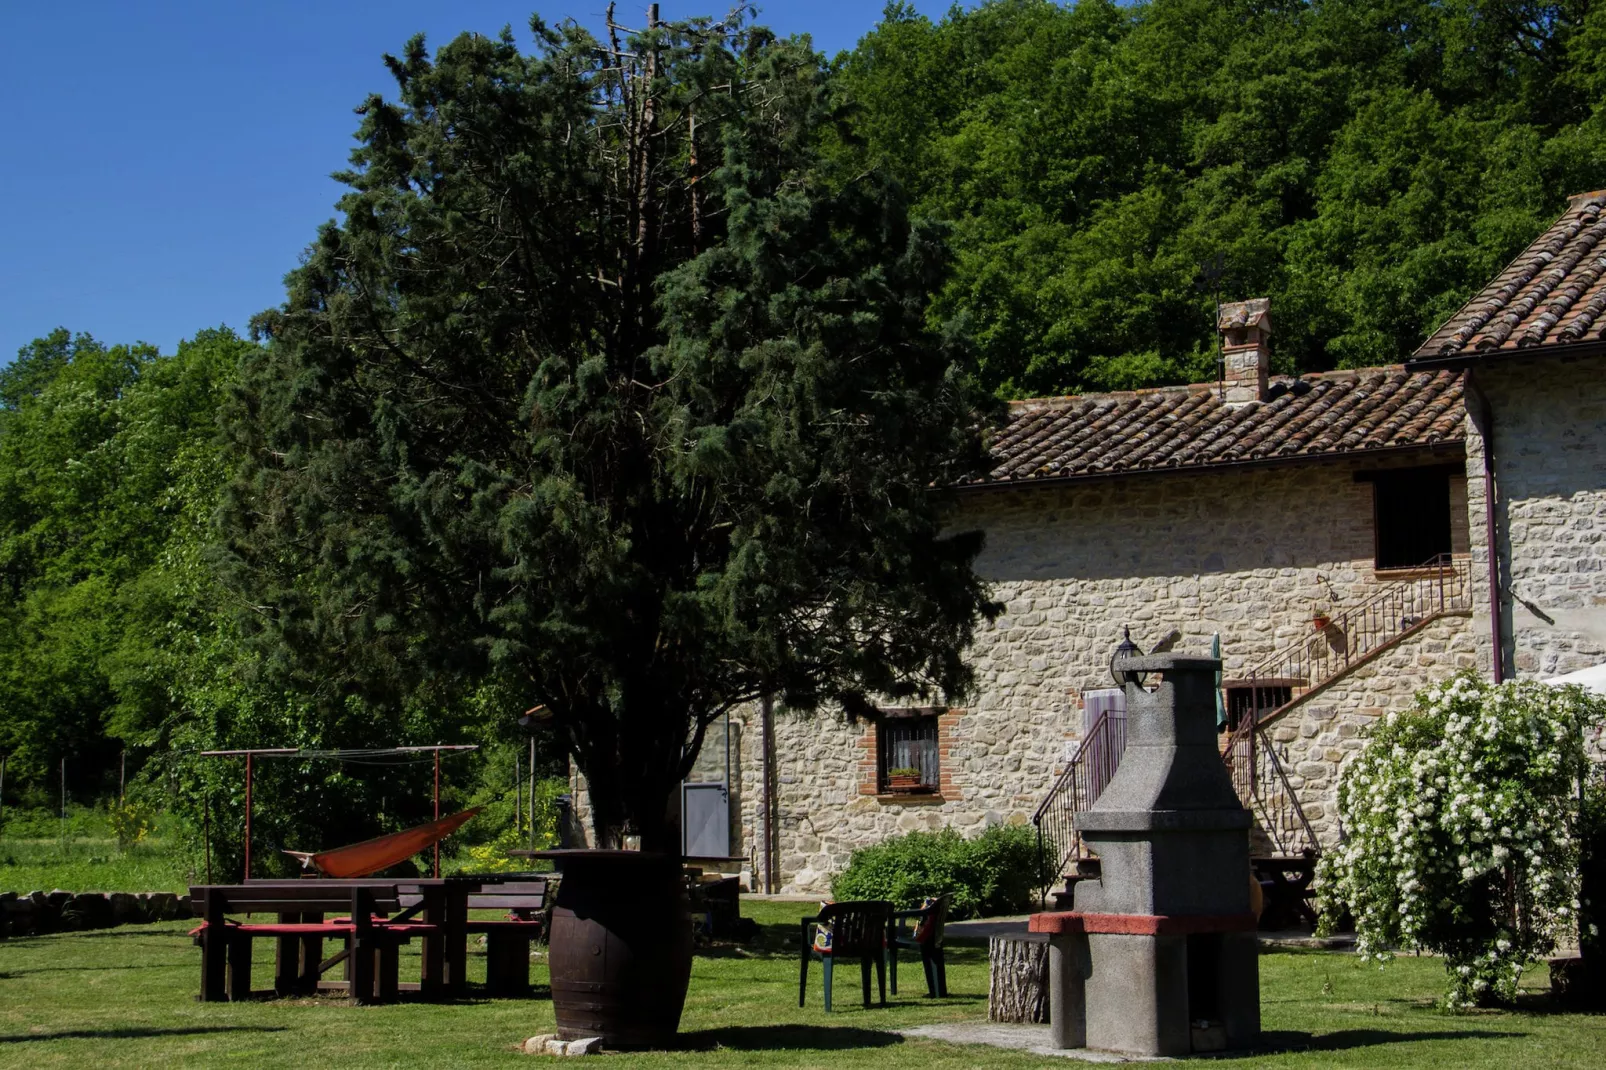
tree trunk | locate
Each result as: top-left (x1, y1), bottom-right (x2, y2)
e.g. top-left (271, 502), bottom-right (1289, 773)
top-left (988, 934), bottom-right (1049, 1024)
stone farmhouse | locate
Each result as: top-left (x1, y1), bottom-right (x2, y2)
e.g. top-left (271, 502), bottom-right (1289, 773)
top-left (576, 192), bottom-right (1606, 899)
top-left (1406, 189), bottom-right (1606, 685)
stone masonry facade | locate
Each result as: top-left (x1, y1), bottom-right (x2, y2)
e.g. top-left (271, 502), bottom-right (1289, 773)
top-left (1463, 355), bottom-right (1606, 679)
top-left (733, 455), bottom-right (1475, 893)
top-left (1265, 610), bottom-right (1476, 846)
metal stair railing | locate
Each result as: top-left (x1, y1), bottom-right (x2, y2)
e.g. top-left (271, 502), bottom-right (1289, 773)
top-left (1032, 710), bottom-right (1126, 895)
top-left (1240, 553), bottom-right (1469, 724)
top-left (1223, 714), bottom-right (1320, 857)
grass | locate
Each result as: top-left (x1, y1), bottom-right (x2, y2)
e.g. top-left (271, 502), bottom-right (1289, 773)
top-left (1, 899), bottom-right (1603, 1068)
top-left (0, 837), bottom-right (190, 894)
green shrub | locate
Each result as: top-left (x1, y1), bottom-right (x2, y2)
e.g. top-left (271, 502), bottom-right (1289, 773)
top-left (830, 825), bottom-right (1040, 919)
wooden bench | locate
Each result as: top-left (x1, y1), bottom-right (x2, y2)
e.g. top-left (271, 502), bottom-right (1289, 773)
top-left (190, 882), bottom-right (435, 1004)
top-left (400, 878), bottom-right (548, 996)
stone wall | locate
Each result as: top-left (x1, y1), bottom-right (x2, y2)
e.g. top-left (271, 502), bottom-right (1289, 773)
top-left (1265, 610), bottom-right (1476, 847)
top-left (739, 454), bottom-right (1474, 893)
top-left (1466, 355), bottom-right (1606, 678)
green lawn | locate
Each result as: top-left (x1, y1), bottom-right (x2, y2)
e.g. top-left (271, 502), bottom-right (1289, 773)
top-left (1, 900), bottom-right (1602, 1068)
top-left (0, 837), bottom-right (190, 895)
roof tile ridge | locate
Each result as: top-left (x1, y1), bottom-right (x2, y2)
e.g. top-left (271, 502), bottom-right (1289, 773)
top-left (1558, 260), bottom-right (1606, 342)
top-left (1371, 371), bottom-right (1439, 443)
top-left (1474, 204), bottom-right (1601, 350)
top-left (1400, 375), bottom-right (1467, 443)
top-left (1328, 371), bottom-right (1399, 450)
top-left (1239, 389), bottom-right (1320, 458)
top-left (1432, 200), bottom-right (1602, 355)
top-left (1520, 219), bottom-right (1606, 345)
top-left (1288, 371), bottom-right (1384, 453)
top-left (1173, 398), bottom-right (1242, 462)
top-left (1119, 392), bottom-right (1203, 468)
top-left (1007, 380), bottom-right (1208, 413)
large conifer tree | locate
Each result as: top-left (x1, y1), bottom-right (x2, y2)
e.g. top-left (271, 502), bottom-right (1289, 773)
top-left (224, 11), bottom-right (997, 847)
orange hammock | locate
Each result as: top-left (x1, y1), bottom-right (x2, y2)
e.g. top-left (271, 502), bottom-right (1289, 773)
top-left (283, 807), bottom-right (481, 878)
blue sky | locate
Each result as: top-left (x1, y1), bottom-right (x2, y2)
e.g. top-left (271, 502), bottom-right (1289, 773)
top-left (1, 1), bottom-right (945, 367)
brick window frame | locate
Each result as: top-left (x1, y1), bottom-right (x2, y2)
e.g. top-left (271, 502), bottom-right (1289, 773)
top-left (858, 707), bottom-right (960, 801)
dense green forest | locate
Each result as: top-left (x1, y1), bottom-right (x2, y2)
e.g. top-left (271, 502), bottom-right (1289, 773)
top-left (841, 0), bottom-right (1606, 395)
top-left (3, 0), bottom-right (1604, 863)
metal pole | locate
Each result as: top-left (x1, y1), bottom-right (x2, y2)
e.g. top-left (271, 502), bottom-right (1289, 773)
top-left (433, 750), bottom-right (441, 878)
top-left (119, 750), bottom-right (126, 807)
top-left (61, 757), bottom-right (66, 845)
top-left (761, 694), bottom-right (776, 894)
top-left (528, 737), bottom-right (537, 855)
top-left (204, 792), bottom-right (213, 884)
top-left (244, 753), bottom-right (253, 882)
top-left (0, 755), bottom-right (6, 832)
top-left (515, 749), bottom-right (521, 832)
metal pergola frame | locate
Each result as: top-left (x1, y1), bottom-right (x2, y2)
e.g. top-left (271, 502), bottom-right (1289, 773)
top-left (196, 745), bottom-right (479, 881)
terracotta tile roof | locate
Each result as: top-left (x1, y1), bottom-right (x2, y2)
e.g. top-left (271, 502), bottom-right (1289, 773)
top-left (1415, 190), bottom-right (1606, 360)
top-left (970, 368), bottom-right (1465, 485)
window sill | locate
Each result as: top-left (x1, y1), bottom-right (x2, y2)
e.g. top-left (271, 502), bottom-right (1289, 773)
top-left (873, 792), bottom-right (947, 805)
top-left (1372, 557), bottom-right (1468, 581)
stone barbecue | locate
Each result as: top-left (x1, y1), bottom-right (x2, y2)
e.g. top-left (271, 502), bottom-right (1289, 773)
top-left (1030, 652), bottom-right (1260, 1057)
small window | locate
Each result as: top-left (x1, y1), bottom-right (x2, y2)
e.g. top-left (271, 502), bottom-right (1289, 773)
top-left (1370, 467), bottom-right (1453, 569)
top-left (878, 711), bottom-right (940, 794)
top-left (1223, 680), bottom-right (1296, 729)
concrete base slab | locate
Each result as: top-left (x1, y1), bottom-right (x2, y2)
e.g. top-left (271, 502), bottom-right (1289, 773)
top-left (894, 1023), bottom-right (1169, 1062)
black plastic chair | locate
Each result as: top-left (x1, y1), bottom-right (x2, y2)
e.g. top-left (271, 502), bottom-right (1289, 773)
top-left (798, 900), bottom-right (892, 1011)
top-left (888, 893), bottom-right (950, 997)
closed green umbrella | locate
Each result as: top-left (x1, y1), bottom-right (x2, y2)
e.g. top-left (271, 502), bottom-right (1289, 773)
top-left (1212, 633), bottom-right (1226, 730)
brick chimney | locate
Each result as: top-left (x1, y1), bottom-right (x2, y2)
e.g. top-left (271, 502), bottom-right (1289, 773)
top-left (1217, 297), bottom-right (1271, 404)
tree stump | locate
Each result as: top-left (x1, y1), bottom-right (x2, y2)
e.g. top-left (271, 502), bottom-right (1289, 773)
top-left (988, 933), bottom-right (1049, 1023)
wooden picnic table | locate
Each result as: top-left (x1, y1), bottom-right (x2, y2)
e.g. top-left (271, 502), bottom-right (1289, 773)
top-left (190, 875), bottom-right (548, 1003)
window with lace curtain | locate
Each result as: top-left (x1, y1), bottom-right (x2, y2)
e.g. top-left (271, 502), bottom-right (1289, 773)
top-left (877, 710), bottom-right (940, 792)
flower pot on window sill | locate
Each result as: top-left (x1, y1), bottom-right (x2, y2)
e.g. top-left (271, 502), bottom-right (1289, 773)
top-left (886, 774), bottom-right (923, 792)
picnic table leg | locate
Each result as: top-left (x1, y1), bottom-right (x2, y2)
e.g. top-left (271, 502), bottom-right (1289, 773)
top-left (299, 912), bottom-right (323, 995)
top-left (274, 912), bottom-right (299, 996)
top-left (350, 888), bottom-right (376, 1005)
top-left (445, 887), bottom-right (469, 996)
top-left (486, 932), bottom-right (531, 997)
top-left (226, 930), bottom-right (253, 1001)
top-left (377, 937), bottom-right (400, 1003)
top-left (200, 893), bottom-right (228, 1002)
top-left (419, 886), bottom-right (445, 999)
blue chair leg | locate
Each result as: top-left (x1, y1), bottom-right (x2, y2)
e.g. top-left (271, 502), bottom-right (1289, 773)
top-left (822, 955), bottom-right (833, 1012)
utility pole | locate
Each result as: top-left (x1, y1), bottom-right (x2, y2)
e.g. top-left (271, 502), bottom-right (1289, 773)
top-left (119, 750), bottom-right (126, 807)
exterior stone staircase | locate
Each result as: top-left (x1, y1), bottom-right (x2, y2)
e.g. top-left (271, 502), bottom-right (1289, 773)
top-left (1033, 554), bottom-right (1472, 912)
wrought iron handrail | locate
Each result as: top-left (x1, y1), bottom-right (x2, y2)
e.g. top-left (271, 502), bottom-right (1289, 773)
top-left (1239, 553), bottom-right (1469, 724)
top-left (1032, 710), bottom-right (1127, 894)
top-left (1223, 715), bottom-right (1320, 857)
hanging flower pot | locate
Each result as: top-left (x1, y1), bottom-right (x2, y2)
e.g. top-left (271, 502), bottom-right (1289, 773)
top-left (1312, 612), bottom-right (1332, 632)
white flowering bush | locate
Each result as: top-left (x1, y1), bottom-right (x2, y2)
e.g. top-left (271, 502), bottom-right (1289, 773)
top-left (1317, 671), bottom-right (1606, 1009)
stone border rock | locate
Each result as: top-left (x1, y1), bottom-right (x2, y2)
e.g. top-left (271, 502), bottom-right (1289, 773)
top-left (0, 890), bottom-right (187, 936)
